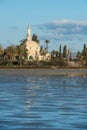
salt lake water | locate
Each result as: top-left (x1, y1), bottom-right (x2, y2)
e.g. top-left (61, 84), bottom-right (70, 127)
top-left (0, 74), bottom-right (87, 130)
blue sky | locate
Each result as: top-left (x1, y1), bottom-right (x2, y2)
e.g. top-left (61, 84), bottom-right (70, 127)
top-left (0, 0), bottom-right (87, 52)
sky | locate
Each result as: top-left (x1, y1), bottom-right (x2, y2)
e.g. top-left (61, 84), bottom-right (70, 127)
top-left (0, 0), bottom-right (87, 52)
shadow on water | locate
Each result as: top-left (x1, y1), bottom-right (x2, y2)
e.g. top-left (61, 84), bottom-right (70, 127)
top-left (0, 74), bottom-right (87, 130)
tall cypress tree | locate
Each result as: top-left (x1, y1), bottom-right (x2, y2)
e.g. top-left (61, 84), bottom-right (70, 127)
top-left (59, 44), bottom-right (62, 58)
top-left (63, 45), bottom-right (67, 58)
top-left (82, 44), bottom-right (86, 56)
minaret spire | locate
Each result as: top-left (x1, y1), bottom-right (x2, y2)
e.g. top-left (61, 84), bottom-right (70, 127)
top-left (27, 25), bottom-right (31, 41)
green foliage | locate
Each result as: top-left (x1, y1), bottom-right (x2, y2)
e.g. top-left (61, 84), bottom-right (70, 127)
top-left (0, 58), bottom-right (13, 66)
top-left (51, 50), bottom-right (59, 59)
top-left (15, 55), bottom-right (19, 61)
top-left (29, 56), bottom-right (33, 61)
top-left (45, 40), bottom-right (50, 52)
top-left (0, 44), bottom-right (4, 54)
top-left (32, 34), bottom-right (40, 43)
top-left (58, 59), bottom-right (67, 66)
top-left (4, 45), bottom-right (17, 61)
top-left (20, 39), bottom-right (27, 46)
top-left (59, 44), bottom-right (62, 58)
top-left (76, 51), bottom-right (81, 61)
top-left (63, 45), bottom-right (67, 58)
top-left (40, 45), bottom-right (44, 54)
top-left (82, 44), bottom-right (87, 56)
top-left (0, 55), bottom-right (5, 65)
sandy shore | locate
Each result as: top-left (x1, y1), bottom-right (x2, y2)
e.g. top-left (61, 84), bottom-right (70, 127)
top-left (0, 68), bottom-right (87, 76)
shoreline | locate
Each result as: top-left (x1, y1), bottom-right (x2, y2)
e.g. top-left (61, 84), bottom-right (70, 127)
top-left (0, 65), bottom-right (87, 69)
top-left (0, 68), bottom-right (87, 76)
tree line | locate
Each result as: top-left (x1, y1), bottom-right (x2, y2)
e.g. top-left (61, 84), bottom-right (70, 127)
top-left (0, 42), bottom-right (69, 67)
top-left (0, 33), bottom-right (87, 67)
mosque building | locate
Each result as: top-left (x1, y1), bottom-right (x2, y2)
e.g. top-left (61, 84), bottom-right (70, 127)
top-left (26, 26), bottom-right (51, 61)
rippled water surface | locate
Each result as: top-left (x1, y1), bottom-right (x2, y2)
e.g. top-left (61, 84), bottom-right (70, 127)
top-left (0, 75), bottom-right (87, 130)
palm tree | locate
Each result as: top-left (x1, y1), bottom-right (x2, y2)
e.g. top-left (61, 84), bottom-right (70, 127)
top-left (45, 40), bottom-right (50, 52)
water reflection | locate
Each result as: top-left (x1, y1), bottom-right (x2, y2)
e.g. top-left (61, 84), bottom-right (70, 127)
top-left (0, 75), bottom-right (87, 129)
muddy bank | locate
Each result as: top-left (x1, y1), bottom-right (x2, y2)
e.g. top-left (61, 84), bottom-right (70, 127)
top-left (0, 68), bottom-right (87, 76)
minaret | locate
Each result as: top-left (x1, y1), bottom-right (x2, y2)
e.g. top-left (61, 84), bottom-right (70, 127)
top-left (27, 25), bottom-right (31, 41)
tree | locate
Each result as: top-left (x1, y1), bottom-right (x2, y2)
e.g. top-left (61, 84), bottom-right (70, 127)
top-left (16, 44), bottom-right (27, 65)
top-left (63, 45), bottom-right (67, 58)
top-left (20, 39), bottom-right (27, 46)
top-left (76, 51), bottom-right (81, 61)
top-left (82, 44), bottom-right (87, 56)
top-left (19, 39), bottom-right (27, 59)
top-left (59, 44), bottom-right (62, 58)
top-left (40, 45), bottom-right (44, 54)
top-left (81, 44), bottom-right (87, 61)
top-left (0, 44), bottom-right (4, 55)
top-left (4, 45), bottom-right (17, 61)
top-left (45, 40), bottom-right (50, 52)
top-left (51, 50), bottom-right (59, 59)
top-left (32, 34), bottom-right (40, 43)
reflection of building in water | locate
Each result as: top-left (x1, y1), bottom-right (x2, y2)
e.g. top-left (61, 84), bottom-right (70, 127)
top-left (26, 96), bottom-right (31, 110)
top-left (26, 26), bottom-right (51, 61)
top-left (25, 78), bottom-right (40, 110)
top-left (25, 83), bottom-right (31, 110)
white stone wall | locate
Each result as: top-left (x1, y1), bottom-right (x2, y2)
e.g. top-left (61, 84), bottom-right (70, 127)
top-left (26, 40), bottom-right (40, 60)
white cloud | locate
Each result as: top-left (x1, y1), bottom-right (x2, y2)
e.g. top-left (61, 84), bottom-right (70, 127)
top-left (53, 20), bottom-right (87, 26)
top-left (36, 20), bottom-right (87, 52)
